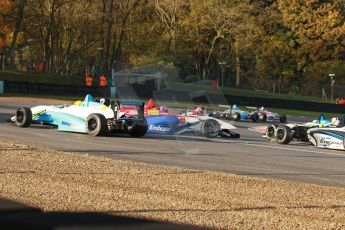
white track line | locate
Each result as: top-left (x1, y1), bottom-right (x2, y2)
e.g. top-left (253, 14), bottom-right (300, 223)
top-left (239, 142), bottom-right (345, 157)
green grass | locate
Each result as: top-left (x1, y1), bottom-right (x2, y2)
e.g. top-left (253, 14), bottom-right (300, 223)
top-left (166, 82), bottom-right (332, 104)
top-left (265, 107), bottom-right (342, 119)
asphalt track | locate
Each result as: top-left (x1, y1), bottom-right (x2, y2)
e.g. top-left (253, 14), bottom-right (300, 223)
top-left (1, 100), bottom-right (345, 188)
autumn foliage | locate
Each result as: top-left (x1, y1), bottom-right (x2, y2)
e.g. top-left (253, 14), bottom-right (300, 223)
top-left (1, 0), bottom-right (345, 96)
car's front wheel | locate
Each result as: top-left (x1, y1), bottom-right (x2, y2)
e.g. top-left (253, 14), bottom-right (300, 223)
top-left (201, 119), bottom-right (220, 138)
top-left (266, 124), bottom-right (278, 140)
top-left (15, 107), bottom-right (32, 127)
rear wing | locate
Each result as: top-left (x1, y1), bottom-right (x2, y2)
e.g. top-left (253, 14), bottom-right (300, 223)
top-left (118, 101), bottom-right (145, 119)
top-left (245, 106), bottom-right (258, 110)
top-left (218, 104), bottom-right (231, 108)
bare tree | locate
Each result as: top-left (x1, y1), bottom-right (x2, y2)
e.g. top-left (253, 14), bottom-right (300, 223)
top-left (9, 0), bottom-right (26, 69)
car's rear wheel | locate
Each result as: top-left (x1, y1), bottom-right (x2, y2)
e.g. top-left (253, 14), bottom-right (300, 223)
top-left (86, 113), bottom-right (107, 136)
top-left (276, 125), bottom-right (292, 144)
top-left (224, 114), bottom-right (231, 120)
top-left (261, 114), bottom-right (267, 122)
top-left (233, 113), bottom-right (241, 121)
top-left (266, 124), bottom-right (278, 140)
top-left (252, 113), bottom-right (259, 122)
top-left (15, 107), bottom-right (32, 127)
top-left (280, 115), bottom-right (287, 123)
top-left (128, 117), bottom-right (148, 138)
top-left (201, 119), bottom-right (220, 138)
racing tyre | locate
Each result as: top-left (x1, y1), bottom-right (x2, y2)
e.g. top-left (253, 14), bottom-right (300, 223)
top-left (128, 117), bottom-right (148, 138)
top-left (275, 125), bottom-right (292, 144)
top-left (266, 124), bottom-right (278, 140)
top-left (233, 113), bottom-right (241, 121)
top-left (280, 115), bottom-right (287, 123)
top-left (201, 119), bottom-right (220, 138)
top-left (252, 113), bottom-right (259, 122)
top-left (224, 114), bottom-right (231, 120)
top-left (15, 107), bottom-right (32, 127)
top-left (86, 113), bottom-right (107, 136)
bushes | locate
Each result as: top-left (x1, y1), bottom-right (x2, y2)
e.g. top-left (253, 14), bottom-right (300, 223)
top-left (0, 71), bottom-right (84, 86)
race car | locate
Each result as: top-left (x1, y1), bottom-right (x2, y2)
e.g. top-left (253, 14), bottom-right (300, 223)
top-left (213, 105), bottom-right (286, 123)
top-left (213, 104), bottom-right (259, 122)
top-left (308, 126), bottom-right (345, 150)
top-left (11, 94), bottom-right (148, 137)
top-left (121, 99), bottom-right (240, 138)
top-left (265, 115), bottom-right (341, 145)
top-left (146, 113), bottom-right (239, 138)
top-left (251, 106), bottom-right (286, 123)
top-left (212, 105), bottom-right (259, 122)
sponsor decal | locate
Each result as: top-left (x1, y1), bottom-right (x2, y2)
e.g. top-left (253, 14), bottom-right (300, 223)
top-left (61, 121), bottom-right (71, 126)
top-left (149, 125), bottom-right (171, 132)
top-left (319, 137), bottom-right (342, 146)
top-left (125, 110), bottom-right (138, 116)
top-left (147, 109), bottom-right (160, 115)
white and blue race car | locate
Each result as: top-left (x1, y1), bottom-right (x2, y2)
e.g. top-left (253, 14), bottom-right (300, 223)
top-left (308, 126), bottom-right (345, 150)
top-left (266, 115), bottom-right (345, 150)
top-left (11, 94), bottom-right (148, 137)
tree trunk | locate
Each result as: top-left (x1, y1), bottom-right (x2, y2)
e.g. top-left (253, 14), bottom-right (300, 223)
top-left (235, 39), bottom-right (241, 87)
top-left (9, 0), bottom-right (27, 69)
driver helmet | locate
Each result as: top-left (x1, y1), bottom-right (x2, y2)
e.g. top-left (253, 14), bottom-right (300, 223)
top-left (159, 105), bottom-right (169, 112)
top-left (99, 98), bottom-right (110, 106)
top-left (331, 117), bottom-right (340, 126)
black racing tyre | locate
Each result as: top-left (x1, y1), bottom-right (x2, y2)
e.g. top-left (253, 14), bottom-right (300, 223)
top-left (201, 119), bottom-right (220, 138)
top-left (224, 114), bottom-right (231, 120)
top-left (280, 115), bottom-right (287, 123)
top-left (86, 113), bottom-right (107, 136)
top-left (15, 107), bottom-right (32, 127)
top-left (266, 124), bottom-right (278, 140)
top-left (275, 125), bottom-right (292, 144)
top-left (252, 113), bottom-right (259, 122)
top-left (233, 113), bottom-right (241, 121)
top-left (128, 117), bottom-right (148, 138)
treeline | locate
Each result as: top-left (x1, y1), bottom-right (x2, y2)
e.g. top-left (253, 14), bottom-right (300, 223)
top-left (1, 0), bottom-right (345, 95)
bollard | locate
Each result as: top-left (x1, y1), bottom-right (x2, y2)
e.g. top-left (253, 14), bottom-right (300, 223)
top-left (0, 81), bottom-right (3, 95)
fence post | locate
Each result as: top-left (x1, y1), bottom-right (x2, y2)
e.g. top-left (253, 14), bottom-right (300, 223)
top-left (0, 81), bottom-right (4, 95)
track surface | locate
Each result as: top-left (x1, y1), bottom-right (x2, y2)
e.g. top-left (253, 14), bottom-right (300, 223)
top-left (1, 100), bottom-right (345, 188)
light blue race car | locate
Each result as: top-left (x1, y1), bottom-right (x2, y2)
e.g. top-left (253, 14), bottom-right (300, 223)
top-left (11, 94), bottom-right (148, 137)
